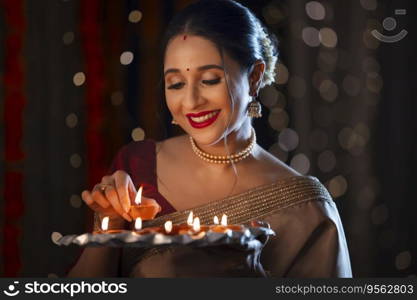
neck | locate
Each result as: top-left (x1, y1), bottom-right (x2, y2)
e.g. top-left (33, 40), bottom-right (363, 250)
top-left (194, 120), bottom-right (253, 157)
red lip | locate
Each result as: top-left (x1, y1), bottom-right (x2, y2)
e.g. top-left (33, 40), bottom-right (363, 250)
top-left (186, 110), bottom-right (218, 118)
top-left (186, 110), bottom-right (220, 129)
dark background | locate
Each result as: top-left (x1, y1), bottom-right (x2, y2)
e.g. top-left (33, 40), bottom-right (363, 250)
top-left (0, 0), bottom-right (415, 277)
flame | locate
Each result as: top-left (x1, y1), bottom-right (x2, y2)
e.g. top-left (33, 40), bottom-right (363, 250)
top-left (193, 217), bottom-right (201, 232)
top-left (101, 216), bottom-right (109, 231)
top-left (164, 220), bottom-right (173, 233)
top-left (134, 217), bottom-right (142, 230)
top-left (187, 211), bottom-right (194, 226)
top-left (213, 216), bottom-right (219, 225)
top-left (221, 214), bottom-right (228, 226)
top-left (135, 186), bottom-right (143, 205)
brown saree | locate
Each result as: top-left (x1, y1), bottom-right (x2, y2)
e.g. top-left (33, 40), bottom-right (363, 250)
top-left (119, 175), bottom-right (352, 278)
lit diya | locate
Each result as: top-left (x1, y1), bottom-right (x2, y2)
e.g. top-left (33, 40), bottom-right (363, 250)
top-left (210, 214), bottom-right (244, 233)
top-left (132, 212), bottom-right (243, 237)
top-left (129, 186), bottom-right (161, 220)
top-left (57, 210), bottom-right (275, 247)
top-left (93, 216), bottom-right (128, 234)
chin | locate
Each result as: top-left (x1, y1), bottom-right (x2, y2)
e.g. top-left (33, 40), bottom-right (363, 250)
top-left (189, 127), bottom-right (226, 146)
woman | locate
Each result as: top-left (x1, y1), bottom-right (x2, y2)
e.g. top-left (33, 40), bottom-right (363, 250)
top-left (68, 0), bottom-right (352, 277)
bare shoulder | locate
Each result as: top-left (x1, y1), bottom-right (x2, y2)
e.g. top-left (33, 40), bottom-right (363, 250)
top-left (156, 135), bottom-right (188, 158)
top-left (253, 144), bottom-right (302, 181)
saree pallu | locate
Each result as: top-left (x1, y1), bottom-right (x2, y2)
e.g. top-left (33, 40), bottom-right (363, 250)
top-left (110, 140), bottom-right (352, 277)
top-left (119, 176), bottom-right (352, 278)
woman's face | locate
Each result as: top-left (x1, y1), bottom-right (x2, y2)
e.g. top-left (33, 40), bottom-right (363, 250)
top-left (164, 34), bottom-right (251, 146)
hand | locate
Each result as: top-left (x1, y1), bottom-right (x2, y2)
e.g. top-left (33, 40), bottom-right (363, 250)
top-left (81, 170), bottom-right (161, 223)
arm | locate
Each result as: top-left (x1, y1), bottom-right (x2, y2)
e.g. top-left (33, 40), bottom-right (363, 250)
top-left (67, 247), bottom-right (122, 277)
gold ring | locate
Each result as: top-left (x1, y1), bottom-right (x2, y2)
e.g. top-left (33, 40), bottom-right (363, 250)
top-left (99, 184), bottom-right (112, 191)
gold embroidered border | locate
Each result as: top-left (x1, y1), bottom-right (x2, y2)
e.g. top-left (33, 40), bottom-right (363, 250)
top-left (144, 176), bottom-right (332, 227)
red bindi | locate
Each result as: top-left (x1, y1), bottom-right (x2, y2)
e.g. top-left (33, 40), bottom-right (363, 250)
top-left (183, 35), bottom-right (187, 40)
top-left (186, 68), bottom-right (190, 71)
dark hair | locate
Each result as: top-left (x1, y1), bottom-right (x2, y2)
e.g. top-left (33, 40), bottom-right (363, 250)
top-left (160, 0), bottom-right (278, 87)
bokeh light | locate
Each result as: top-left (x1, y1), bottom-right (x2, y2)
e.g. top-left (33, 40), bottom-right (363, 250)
top-left (275, 63), bottom-right (289, 85)
top-left (131, 127), bottom-right (145, 141)
top-left (319, 79), bottom-right (338, 102)
top-left (278, 128), bottom-right (299, 151)
top-left (305, 1), bottom-right (326, 20)
top-left (62, 31), bottom-right (74, 45)
top-left (51, 232), bottom-right (63, 245)
top-left (338, 126), bottom-right (369, 154)
top-left (360, 0), bottom-right (377, 11)
top-left (363, 28), bottom-right (380, 49)
top-left (395, 251), bottom-right (412, 270)
top-left (318, 150), bottom-right (336, 172)
top-left (268, 107), bottom-right (289, 131)
top-left (73, 72), bottom-right (85, 86)
top-left (128, 10), bottom-right (143, 23)
top-left (302, 27), bottom-right (320, 47)
top-left (262, 3), bottom-right (285, 25)
top-left (120, 51), bottom-right (134, 65)
top-left (70, 153), bottom-right (82, 168)
top-left (357, 185), bottom-right (376, 210)
top-left (69, 194), bottom-right (82, 208)
top-left (260, 85), bottom-right (278, 108)
top-left (290, 153), bottom-right (310, 175)
top-left (366, 72), bottom-right (383, 93)
top-left (328, 175), bottom-right (348, 198)
top-left (65, 113), bottom-right (78, 128)
top-left (319, 27), bottom-right (338, 48)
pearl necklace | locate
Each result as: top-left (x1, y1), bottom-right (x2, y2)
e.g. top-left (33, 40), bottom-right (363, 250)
top-left (189, 128), bottom-right (256, 164)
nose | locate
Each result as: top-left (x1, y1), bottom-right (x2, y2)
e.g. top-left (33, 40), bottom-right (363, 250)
top-left (182, 83), bottom-right (206, 110)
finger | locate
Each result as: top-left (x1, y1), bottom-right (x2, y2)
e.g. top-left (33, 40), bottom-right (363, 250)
top-left (92, 185), bottom-right (110, 209)
top-left (101, 175), bottom-right (113, 185)
top-left (128, 180), bottom-right (137, 205)
top-left (104, 185), bottom-right (132, 222)
top-left (114, 172), bottom-right (131, 213)
top-left (81, 190), bottom-right (107, 214)
top-left (142, 197), bottom-right (161, 206)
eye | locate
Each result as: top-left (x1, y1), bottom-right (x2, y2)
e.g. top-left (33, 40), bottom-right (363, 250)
top-left (202, 78), bottom-right (221, 85)
top-left (167, 82), bottom-right (185, 90)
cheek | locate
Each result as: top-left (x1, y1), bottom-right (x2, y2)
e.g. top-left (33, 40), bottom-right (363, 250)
top-left (165, 93), bottom-right (181, 114)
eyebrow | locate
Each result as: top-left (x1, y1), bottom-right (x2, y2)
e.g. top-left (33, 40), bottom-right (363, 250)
top-left (164, 64), bottom-right (224, 76)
